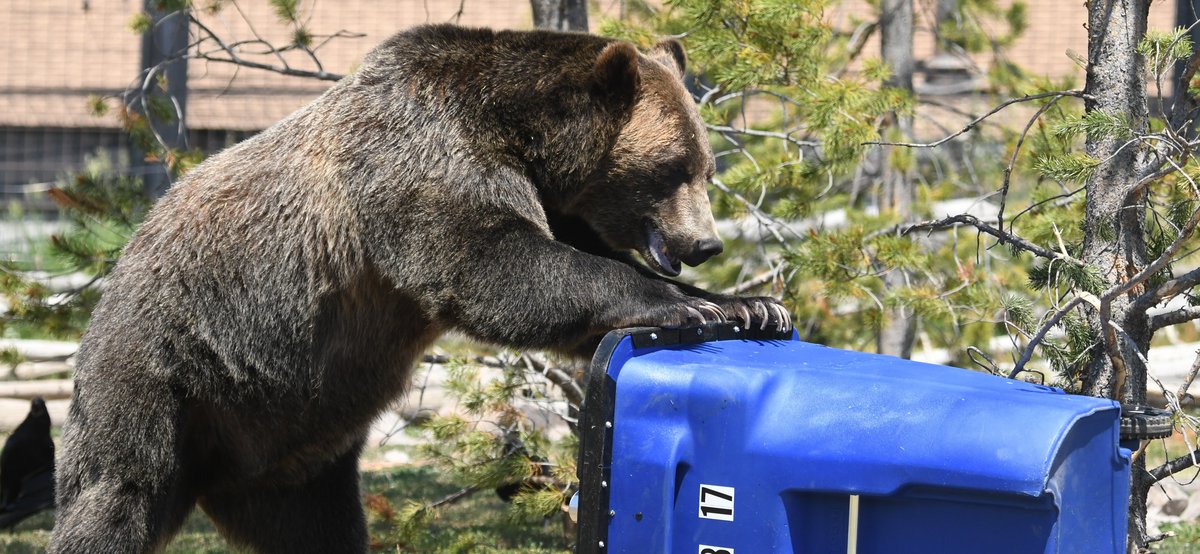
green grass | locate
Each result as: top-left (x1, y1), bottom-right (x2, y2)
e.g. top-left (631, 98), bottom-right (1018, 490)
top-left (1157, 521), bottom-right (1200, 553)
top-left (0, 465), bottom-right (570, 554)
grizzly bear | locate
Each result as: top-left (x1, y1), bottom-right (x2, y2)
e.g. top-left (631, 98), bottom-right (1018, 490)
top-left (48, 24), bottom-right (791, 553)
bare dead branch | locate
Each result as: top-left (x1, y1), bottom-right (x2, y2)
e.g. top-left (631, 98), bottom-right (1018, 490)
top-left (710, 89), bottom-right (806, 109)
top-left (520, 355), bottom-right (584, 408)
top-left (1102, 318), bottom-right (1133, 401)
top-left (965, 346), bottom-right (1001, 375)
top-left (863, 91), bottom-right (1090, 149)
top-left (918, 97), bottom-right (1004, 128)
top-left (709, 178), bottom-right (802, 242)
top-left (1138, 267), bottom-right (1200, 313)
top-left (704, 124), bottom-right (819, 149)
top-left (721, 269), bottom-right (780, 295)
top-left (1149, 448), bottom-right (1200, 485)
top-left (229, 0), bottom-right (291, 69)
top-left (1150, 305), bottom-right (1200, 330)
top-left (1008, 186), bottom-right (1085, 230)
top-left (1009, 296), bottom-right (1087, 378)
top-left (1179, 349), bottom-right (1200, 404)
top-left (997, 95), bottom-right (1072, 233)
top-left (190, 17), bottom-right (345, 81)
top-left (898, 214), bottom-right (1062, 261)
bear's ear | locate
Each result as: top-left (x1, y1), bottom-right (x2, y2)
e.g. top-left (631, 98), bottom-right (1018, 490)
top-left (649, 39), bottom-right (686, 78)
top-left (593, 41), bottom-right (641, 101)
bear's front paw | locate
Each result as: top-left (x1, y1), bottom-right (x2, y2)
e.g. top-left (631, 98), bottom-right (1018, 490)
top-left (629, 298), bottom-right (727, 329)
top-left (712, 296), bottom-right (792, 332)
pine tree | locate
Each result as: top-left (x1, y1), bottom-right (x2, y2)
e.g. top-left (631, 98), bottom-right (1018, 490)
top-left (607, 2), bottom-right (1200, 550)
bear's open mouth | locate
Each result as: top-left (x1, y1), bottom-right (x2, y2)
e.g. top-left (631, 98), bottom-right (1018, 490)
top-left (643, 219), bottom-right (682, 277)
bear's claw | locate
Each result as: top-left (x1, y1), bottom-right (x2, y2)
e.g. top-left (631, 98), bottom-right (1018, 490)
top-left (711, 296), bottom-right (791, 333)
top-left (734, 305), bottom-right (751, 329)
top-left (693, 300), bottom-right (726, 324)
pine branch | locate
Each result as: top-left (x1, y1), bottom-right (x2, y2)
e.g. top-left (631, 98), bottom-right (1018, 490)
top-left (419, 354), bottom-right (584, 408)
top-left (1060, 199), bottom-right (1200, 395)
top-left (1129, 194), bottom-right (1200, 317)
top-left (1169, 38), bottom-right (1200, 133)
top-left (833, 21), bottom-right (878, 78)
top-left (428, 486), bottom-right (478, 509)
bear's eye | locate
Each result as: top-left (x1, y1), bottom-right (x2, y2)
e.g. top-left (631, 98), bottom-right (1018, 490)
top-left (658, 158), bottom-right (692, 185)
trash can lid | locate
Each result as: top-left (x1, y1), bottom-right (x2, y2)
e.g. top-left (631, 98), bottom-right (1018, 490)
top-left (604, 330), bottom-right (1122, 498)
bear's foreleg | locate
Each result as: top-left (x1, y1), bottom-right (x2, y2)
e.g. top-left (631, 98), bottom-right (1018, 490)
top-left (440, 224), bottom-right (729, 350)
top-left (546, 214), bottom-right (792, 332)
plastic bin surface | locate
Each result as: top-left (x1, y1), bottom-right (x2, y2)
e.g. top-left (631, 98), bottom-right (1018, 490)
top-left (578, 328), bottom-right (1131, 554)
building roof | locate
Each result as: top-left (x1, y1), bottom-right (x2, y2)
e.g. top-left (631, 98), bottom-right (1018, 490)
top-left (0, 0), bottom-right (537, 130)
top-left (0, 1), bottom-right (1183, 132)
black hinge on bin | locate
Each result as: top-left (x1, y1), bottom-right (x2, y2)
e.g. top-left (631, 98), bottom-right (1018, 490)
top-left (1119, 404), bottom-right (1173, 441)
top-left (574, 322), bottom-right (792, 553)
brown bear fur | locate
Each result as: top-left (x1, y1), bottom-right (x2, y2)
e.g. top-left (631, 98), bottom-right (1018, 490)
top-left (48, 24), bottom-right (789, 553)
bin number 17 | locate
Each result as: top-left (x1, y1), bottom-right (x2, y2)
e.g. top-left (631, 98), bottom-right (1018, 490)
top-left (698, 484), bottom-right (735, 521)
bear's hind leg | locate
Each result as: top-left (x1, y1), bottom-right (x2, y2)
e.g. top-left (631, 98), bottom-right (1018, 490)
top-left (200, 442), bottom-right (367, 554)
top-left (49, 380), bottom-right (195, 554)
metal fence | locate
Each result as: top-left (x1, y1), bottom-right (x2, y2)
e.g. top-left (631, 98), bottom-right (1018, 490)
top-left (0, 0), bottom-right (1188, 224)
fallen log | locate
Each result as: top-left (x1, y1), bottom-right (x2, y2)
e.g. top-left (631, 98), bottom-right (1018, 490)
top-left (0, 339), bottom-right (78, 361)
top-left (11, 361), bottom-right (73, 379)
top-left (0, 379), bottom-right (72, 401)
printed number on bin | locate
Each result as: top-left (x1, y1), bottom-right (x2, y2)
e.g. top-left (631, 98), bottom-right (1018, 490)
top-left (698, 484), bottom-right (734, 521)
top-left (698, 545), bottom-right (733, 554)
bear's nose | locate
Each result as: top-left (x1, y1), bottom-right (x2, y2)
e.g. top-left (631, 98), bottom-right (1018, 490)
top-left (690, 237), bottom-right (724, 264)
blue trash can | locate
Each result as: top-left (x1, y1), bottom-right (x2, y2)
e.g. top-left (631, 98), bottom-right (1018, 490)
top-left (576, 324), bottom-right (1131, 554)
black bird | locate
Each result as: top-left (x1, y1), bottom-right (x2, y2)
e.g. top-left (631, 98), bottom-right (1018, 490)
top-left (0, 397), bottom-right (56, 529)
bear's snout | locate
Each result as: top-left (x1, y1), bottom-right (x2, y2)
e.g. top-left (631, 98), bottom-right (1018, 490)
top-left (681, 236), bottom-right (724, 266)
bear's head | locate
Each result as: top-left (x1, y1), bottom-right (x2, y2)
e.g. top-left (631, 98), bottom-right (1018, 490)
top-left (565, 39), bottom-right (723, 277)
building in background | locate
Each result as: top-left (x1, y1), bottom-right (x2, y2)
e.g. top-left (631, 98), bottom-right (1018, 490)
top-left (0, 0), bottom-right (1184, 214)
top-left (0, 0), bottom-right (535, 214)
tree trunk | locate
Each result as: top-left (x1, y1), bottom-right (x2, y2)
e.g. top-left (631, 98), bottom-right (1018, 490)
top-left (935, 0), bottom-right (956, 22)
top-left (1080, 0), bottom-right (1151, 550)
top-left (138, 1), bottom-right (189, 196)
top-left (1174, 0), bottom-right (1200, 108)
top-left (530, 0), bottom-right (588, 32)
top-left (1081, 0), bottom-right (1150, 408)
top-left (877, 0), bottom-right (917, 358)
